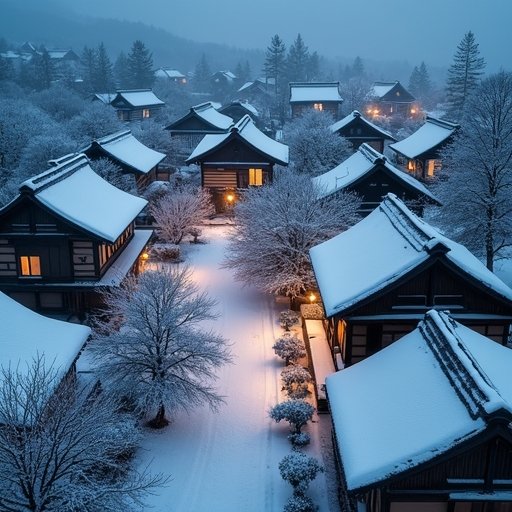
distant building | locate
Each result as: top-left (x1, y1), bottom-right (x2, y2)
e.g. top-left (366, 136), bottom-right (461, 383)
top-left (237, 77), bottom-right (275, 103)
top-left (312, 143), bottom-right (439, 216)
top-left (218, 100), bottom-right (259, 124)
top-left (328, 309), bottom-right (512, 512)
top-left (365, 81), bottom-right (419, 118)
top-left (330, 110), bottom-right (396, 153)
top-left (0, 154), bottom-right (151, 317)
top-left (154, 67), bottom-right (187, 84)
top-left (310, 194), bottom-right (512, 368)
top-left (390, 116), bottom-right (460, 180)
top-left (82, 130), bottom-right (167, 190)
top-left (289, 82), bottom-right (343, 118)
top-left (186, 115), bottom-right (288, 212)
top-left (110, 89), bottom-right (165, 121)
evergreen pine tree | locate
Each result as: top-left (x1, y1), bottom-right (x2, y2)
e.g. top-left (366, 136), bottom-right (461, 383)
top-left (113, 51), bottom-right (130, 89)
top-left (193, 54), bottom-right (211, 93)
top-left (446, 31), bottom-right (485, 119)
top-left (307, 51), bottom-right (320, 81)
top-left (94, 42), bottom-right (114, 92)
top-left (417, 62), bottom-right (432, 97)
top-left (408, 65), bottom-right (421, 97)
top-left (81, 46), bottom-right (96, 93)
top-left (286, 34), bottom-right (309, 83)
top-left (0, 54), bottom-right (14, 81)
top-left (32, 49), bottom-right (54, 90)
top-left (352, 56), bottom-right (365, 78)
top-left (263, 34), bottom-right (286, 96)
top-left (127, 40), bottom-right (155, 89)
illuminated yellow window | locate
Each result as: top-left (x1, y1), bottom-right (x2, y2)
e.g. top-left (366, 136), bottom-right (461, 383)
top-left (20, 256), bottom-right (41, 276)
top-left (143, 108), bottom-right (150, 118)
top-left (407, 160), bottom-right (415, 172)
top-left (249, 168), bottom-right (263, 186)
top-left (313, 103), bottom-right (323, 111)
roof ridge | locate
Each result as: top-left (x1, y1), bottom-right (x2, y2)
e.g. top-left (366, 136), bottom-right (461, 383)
top-left (21, 154), bottom-right (90, 194)
top-left (358, 143), bottom-right (386, 165)
top-left (425, 116), bottom-right (460, 131)
top-left (116, 88), bottom-right (152, 93)
top-left (289, 81), bottom-right (340, 88)
top-left (379, 194), bottom-right (432, 251)
top-left (420, 311), bottom-right (502, 419)
top-left (96, 130), bottom-right (132, 145)
top-left (233, 114), bottom-right (252, 132)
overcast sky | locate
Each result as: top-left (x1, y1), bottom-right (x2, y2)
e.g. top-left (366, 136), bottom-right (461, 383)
top-left (60, 0), bottom-right (505, 69)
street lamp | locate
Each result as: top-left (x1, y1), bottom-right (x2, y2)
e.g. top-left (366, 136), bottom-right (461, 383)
top-left (309, 292), bottom-right (316, 304)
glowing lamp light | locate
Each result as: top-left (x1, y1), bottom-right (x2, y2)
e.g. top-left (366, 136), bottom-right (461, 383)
top-left (226, 193), bottom-right (235, 203)
top-left (309, 292), bottom-right (317, 304)
top-left (372, 109), bottom-right (379, 115)
top-left (411, 108), bottom-right (417, 114)
top-left (141, 252), bottom-right (149, 261)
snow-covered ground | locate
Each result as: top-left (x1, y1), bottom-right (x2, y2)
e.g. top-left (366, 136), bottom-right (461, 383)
top-left (135, 225), bottom-right (333, 512)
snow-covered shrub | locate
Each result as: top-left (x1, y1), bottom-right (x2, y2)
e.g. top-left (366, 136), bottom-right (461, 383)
top-left (279, 451), bottom-right (323, 493)
top-left (188, 226), bottom-right (203, 244)
top-left (280, 310), bottom-right (300, 331)
top-left (273, 333), bottom-right (306, 365)
top-left (150, 243), bottom-right (181, 262)
top-left (269, 399), bottom-right (314, 434)
top-left (299, 303), bottom-right (324, 320)
top-left (281, 365), bottom-right (312, 399)
top-left (283, 492), bottom-right (316, 512)
top-left (287, 432), bottom-right (311, 447)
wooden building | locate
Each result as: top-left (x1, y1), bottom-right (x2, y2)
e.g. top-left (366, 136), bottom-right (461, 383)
top-left (186, 114), bottom-right (289, 212)
top-left (154, 67), bottom-right (187, 84)
top-left (237, 78), bottom-right (275, 102)
top-left (0, 154), bottom-right (152, 317)
top-left (165, 102), bottom-right (233, 153)
top-left (312, 143), bottom-right (440, 216)
top-left (219, 101), bottom-right (259, 124)
top-left (289, 82), bottom-right (343, 118)
top-left (390, 116), bottom-right (460, 180)
top-left (330, 110), bottom-right (396, 153)
top-left (82, 130), bottom-right (166, 190)
top-left (327, 309), bottom-right (512, 512)
top-left (309, 194), bottom-right (512, 369)
top-left (366, 81), bottom-right (418, 118)
top-left (110, 89), bottom-right (164, 121)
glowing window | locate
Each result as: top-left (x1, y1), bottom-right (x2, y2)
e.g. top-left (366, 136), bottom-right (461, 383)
top-left (313, 103), bottom-right (323, 111)
top-left (143, 108), bottom-right (150, 118)
top-left (249, 168), bottom-right (263, 186)
top-left (20, 256), bottom-right (41, 276)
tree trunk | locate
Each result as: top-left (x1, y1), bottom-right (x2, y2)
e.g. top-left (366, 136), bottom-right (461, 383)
top-left (148, 403), bottom-right (169, 429)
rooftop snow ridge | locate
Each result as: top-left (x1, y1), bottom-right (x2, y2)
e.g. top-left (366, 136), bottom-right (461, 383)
top-left (420, 311), bottom-right (504, 420)
top-left (232, 114), bottom-right (252, 132)
top-left (425, 116), bottom-right (460, 131)
top-left (23, 153), bottom-right (89, 193)
top-left (359, 143), bottom-right (387, 165)
top-left (379, 194), bottom-right (432, 251)
top-left (95, 130), bottom-right (131, 145)
top-left (116, 88), bottom-right (152, 93)
top-left (194, 101), bottom-right (217, 112)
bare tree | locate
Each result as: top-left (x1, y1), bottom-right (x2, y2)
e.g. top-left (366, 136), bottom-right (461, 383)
top-left (430, 72), bottom-right (512, 270)
top-left (0, 357), bottom-right (166, 512)
top-left (284, 110), bottom-right (352, 176)
top-left (150, 185), bottom-right (215, 244)
top-left (225, 170), bottom-right (361, 299)
top-left (91, 266), bottom-right (232, 428)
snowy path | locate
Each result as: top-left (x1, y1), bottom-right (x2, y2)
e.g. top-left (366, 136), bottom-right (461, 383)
top-left (136, 225), bottom-right (331, 511)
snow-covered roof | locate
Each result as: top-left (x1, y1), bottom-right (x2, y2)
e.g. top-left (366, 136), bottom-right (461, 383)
top-left (47, 49), bottom-right (76, 60)
top-left (390, 116), bottom-right (459, 159)
top-left (368, 81), bottom-right (398, 99)
top-left (87, 130), bottom-right (165, 174)
top-left (155, 67), bottom-right (185, 79)
top-left (312, 144), bottom-right (438, 202)
top-left (17, 154), bottom-right (148, 243)
top-left (310, 194), bottom-right (512, 318)
top-left (327, 309), bottom-right (512, 491)
top-left (289, 82), bottom-right (342, 103)
top-left (0, 291), bottom-right (90, 377)
top-left (192, 102), bottom-right (234, 130)
top-left (94, 93), bottom-right (115, 104)
top-left (114, 89), bottom-right (165, 108)
top-left (186, 115), bottom-right (289, 165)
top-left (329, 110), bottom-right (395, 140)
top-left (221, 100), bottom-right (259, 118)
top-left (238, 81), bottom-right (253, 92)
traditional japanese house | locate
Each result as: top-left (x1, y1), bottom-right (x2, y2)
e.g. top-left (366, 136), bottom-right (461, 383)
top-left (289, 82), bottom-right (343, 118)
top-left (165, 102), bottom-right (233, 153)
top-left (154, 67), bottom-right (187, 84)
top-left (309, 194), bottom-right (512, 369)
top-left (390, 116), bottom-right (460, 180)
top-left (0, 291), bottom-right (90, 385)
top-left (0, 154), bottom-right (152, 317)
top-left (237, 78), bottom-right (275, 102)
top-left (327, 309), bottom-right (512, 512)
top-left (330, 110), bottom-right (396, 153)
top-left (110, 89), bottom-right (164, 121)
top-left (366, 81), bottom-right (418, 118)
top-left (46, 49), bottom-right (81, 79)
top-left (312, 143), bottom-right (439, 216)
top-left (219, 101), bottom-right (259, 124)
top-left (82, 130), bottom-right (167, 190)
top-left (92, 93), bottom-right (115, 105)
top-left (186, 114), bottom-right (289, 212)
